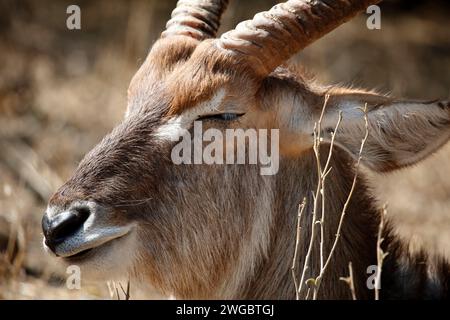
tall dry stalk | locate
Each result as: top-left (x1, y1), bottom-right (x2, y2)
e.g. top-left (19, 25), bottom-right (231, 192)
top-left (375, 204), bottom-right (388, 300)
top-left (291, 198), bottom-right (306, 300)
top-left (292, 100), bottom-right (370, 300)
top-left (107, 279), bottom-right (131, 300)
top-left (296, 95), bottom-right (332, 297)
top-left (312, 103), bottom-right (369, 299)
top-left (340, 262), bottom-right (357, 300)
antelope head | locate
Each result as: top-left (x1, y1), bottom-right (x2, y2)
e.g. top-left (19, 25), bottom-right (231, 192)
top-left (42, 0), bottom-right (450, 299)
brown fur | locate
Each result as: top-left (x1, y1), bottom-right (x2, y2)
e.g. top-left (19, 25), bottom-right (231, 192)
top-left (45, 2), bottom-right (450, 300)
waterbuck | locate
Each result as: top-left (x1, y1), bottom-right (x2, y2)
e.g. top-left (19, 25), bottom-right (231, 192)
top-left (42, 0), bottom-right (450, 299)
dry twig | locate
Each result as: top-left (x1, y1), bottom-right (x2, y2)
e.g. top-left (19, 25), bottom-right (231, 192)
top-left (291, 198), bottom-right (307, 300)
top-left (312, 103), bottom-right (369, 299)
top-left (294, 100), bottom-right (370, 300)
top-left (340, 262), bottom-right (357, 300)
top-left (375, 204), bottom-right (388, 300)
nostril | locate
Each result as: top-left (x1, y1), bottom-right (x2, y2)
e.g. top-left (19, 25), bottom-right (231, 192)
top-left (52, 210), bottom-right (88, 242)
top-left (74, 207), bottom-right (90, 224)
top-left (43, 207), bottom-right (91, 249)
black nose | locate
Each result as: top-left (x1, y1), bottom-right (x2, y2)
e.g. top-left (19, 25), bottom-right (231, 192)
top-left (42, 207), bottom-right (90, 252)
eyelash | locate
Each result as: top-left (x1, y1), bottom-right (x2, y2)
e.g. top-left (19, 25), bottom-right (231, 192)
top-left (197, 113), bottom-right (244, 121)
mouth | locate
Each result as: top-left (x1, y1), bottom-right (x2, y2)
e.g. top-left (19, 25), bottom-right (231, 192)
top-left (61, 236), bottom-right (126, 263)
top-left (63, 247), bottom-right (94, 262)
top-left (44, 225), bottom-right (134, 262)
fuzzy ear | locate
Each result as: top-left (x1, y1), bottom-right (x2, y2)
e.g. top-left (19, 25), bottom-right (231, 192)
top-left (321, 93), bottom-right (450, 172)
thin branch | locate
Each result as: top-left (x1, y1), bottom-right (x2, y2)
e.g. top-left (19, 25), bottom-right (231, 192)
top-left (375, 203), bottom-right (388, 300)
top-left (119, 280), bottom-right (131, 300)
top-left (319, 111), bottom-right (343, 274)
top-left (304, 286), bottom-right (312, 300)
top-left (340, 262), bottom-right (357, 300)
top-left (297, 95), bottom-right (330, 298)
top-left (291, 198), bottom-right (307, 300)
top-left (115, 285), bottom-right (121, 300)
top-left (313, 103), bottom-right (369, 299)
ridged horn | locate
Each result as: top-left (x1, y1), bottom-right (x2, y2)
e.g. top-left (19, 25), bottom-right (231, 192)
top-left (218, 0), bottom-right (381, 75)
top-left (162, 0), bottom-right (229, 40)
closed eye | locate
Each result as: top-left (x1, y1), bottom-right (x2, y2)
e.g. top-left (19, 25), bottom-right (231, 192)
top-left (197, 113), bottom-right (245, 121)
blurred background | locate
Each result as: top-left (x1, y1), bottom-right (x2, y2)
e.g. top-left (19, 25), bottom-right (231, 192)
top-left (0, 0), bottom-right (449, 299)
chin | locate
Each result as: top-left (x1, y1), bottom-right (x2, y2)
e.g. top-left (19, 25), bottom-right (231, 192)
top-left (44, 231), bottom-right (138, 282)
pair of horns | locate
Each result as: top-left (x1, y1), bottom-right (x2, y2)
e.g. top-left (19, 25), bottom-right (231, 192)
top-left (161, 0), bottom-right (381, 75)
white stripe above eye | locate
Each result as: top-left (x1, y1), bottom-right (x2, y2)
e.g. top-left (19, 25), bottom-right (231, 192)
top-left (155, 88), bottom-right (226, 141)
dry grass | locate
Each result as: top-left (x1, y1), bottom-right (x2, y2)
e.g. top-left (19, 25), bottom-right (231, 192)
top-left (0, 0), bottom-right (449, 299)
top-left (339, 262), bottom-right (357, 300)
top-left (292, 100), bottom-right (370, 300)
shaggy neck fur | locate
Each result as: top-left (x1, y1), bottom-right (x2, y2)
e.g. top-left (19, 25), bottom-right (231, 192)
top-left (216, 147), bottom-right (449, 299)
